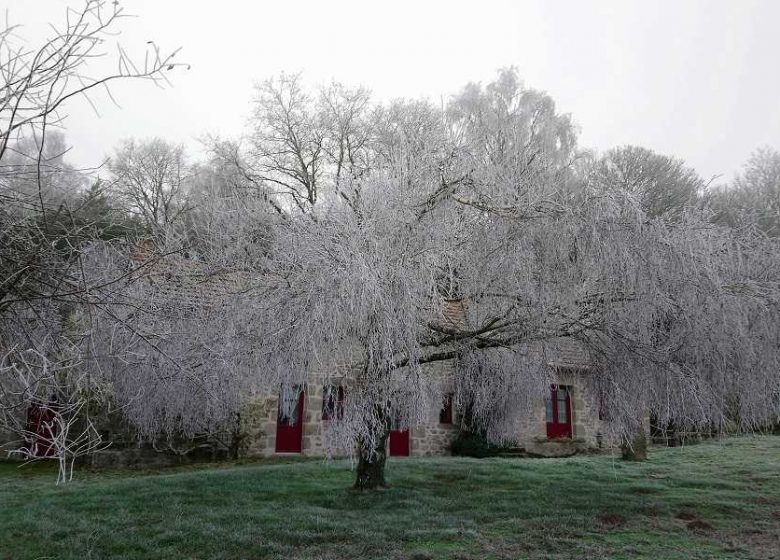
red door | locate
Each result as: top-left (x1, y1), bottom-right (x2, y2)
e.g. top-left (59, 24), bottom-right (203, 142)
top-left (389, 429), bottom-right (410, 456)
top-left (276, 387), bottom-right (305, 453)
top-left (545, 385), bottom-right (573, 439)
top-left (26, 403), bottom-right (57, 457)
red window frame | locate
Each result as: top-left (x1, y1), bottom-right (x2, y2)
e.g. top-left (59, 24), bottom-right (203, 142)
top-left (545, 385), bottom-right (573, 439)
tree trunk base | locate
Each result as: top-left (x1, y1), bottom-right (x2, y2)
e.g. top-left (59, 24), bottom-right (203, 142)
top-left (621, 428), bottom-right (648, 461)
top-left (354, 433), bottom-right (389, 490)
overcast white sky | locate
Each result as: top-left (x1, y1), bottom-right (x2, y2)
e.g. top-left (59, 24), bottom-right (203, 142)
top-left (7, 0), bottom-right (780, 184)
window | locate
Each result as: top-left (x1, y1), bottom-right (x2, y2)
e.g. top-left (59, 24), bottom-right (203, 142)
top-left (545, 385), bottom-right (573, 439)
top-left (598, 393), bottom-right (609, 421)
top-left (596, 380), bottom-right (610, 421)
top-left (545, 397), bottom-right (554, 423)
top-left (439, 393), bottom-right (454, 424)
top-left (322, 384), bottom-right (345, 421)
top-left (278, 385), bottom-right (303, 426)
top-left (557, 388), bottom-right (568, 423)
top-left (276, 385), bottom-right (305, 453)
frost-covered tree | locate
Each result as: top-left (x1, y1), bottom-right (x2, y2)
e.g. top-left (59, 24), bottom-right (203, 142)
top-left (447, 67), bottom-right (579, 184)
top-left (709, 146), bottom-right (780, 236)
top-left (109, 138), bottom-right (191, 236)
top-left (87, 70), bottom-right (780, 490)
top-left (247, 72), bottom-right (327, 213)
top-left (1, 0), bottom-right (184, 317)
top-left (592, 145), bottom-right (705, 219)
top-left (319, 80), bottom-right (374, 206)
top-left (0, 0), bottom-right (184, 482)
top-left (244, 170), bottom-right (779, 487)
top-left (92, 75), bottom-right (780, 488)
top-left (0, 346), bottom-right (107, 484)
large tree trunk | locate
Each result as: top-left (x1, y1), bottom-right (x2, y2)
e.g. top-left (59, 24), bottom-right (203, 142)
top-left (621, 424), bottom-right (649, 461)
top-left (354, 430), bottom-right (390, 490)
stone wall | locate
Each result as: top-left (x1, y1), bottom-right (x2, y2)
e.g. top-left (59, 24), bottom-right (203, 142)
top-left (411, 423), bottom-right (459, 456)
top-left (244, 365), bottom-right (461, 458)
top-left (3, 367), bottom-right (619, 462)
top-left (244, 374), bottom-right (343, 457)
top-left (241, 364), bottom-right (627, 459)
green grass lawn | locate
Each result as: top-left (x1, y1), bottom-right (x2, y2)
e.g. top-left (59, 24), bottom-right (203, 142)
top-left (1, 437), bottom-right (778, 560)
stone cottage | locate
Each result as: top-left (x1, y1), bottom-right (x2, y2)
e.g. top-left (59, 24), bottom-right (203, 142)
top-left (109, 244), bottom-right (611, 460)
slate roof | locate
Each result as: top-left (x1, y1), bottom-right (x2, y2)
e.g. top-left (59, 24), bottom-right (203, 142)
top-left (129, 241), bottom-right (251, 311)
top-left (544, 337), bottom-right (592, 369)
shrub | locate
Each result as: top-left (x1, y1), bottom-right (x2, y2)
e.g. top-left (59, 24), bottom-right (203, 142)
top-left (450, 431), bottom-right (508, 458)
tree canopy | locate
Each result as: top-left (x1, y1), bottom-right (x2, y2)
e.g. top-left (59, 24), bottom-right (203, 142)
top-left (0, 2), bottom-right (778, 489)
top-left (82, 70), bottom-right (780, 488)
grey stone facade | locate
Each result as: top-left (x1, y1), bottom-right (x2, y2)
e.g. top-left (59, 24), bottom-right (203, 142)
top-left (120, 248), bottom-right (612, 460)
top-left (239, 363), bottom-right (610, 459)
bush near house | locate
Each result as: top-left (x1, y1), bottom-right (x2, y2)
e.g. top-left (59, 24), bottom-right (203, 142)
top-left (450, 431), bottom-right (515, 458)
